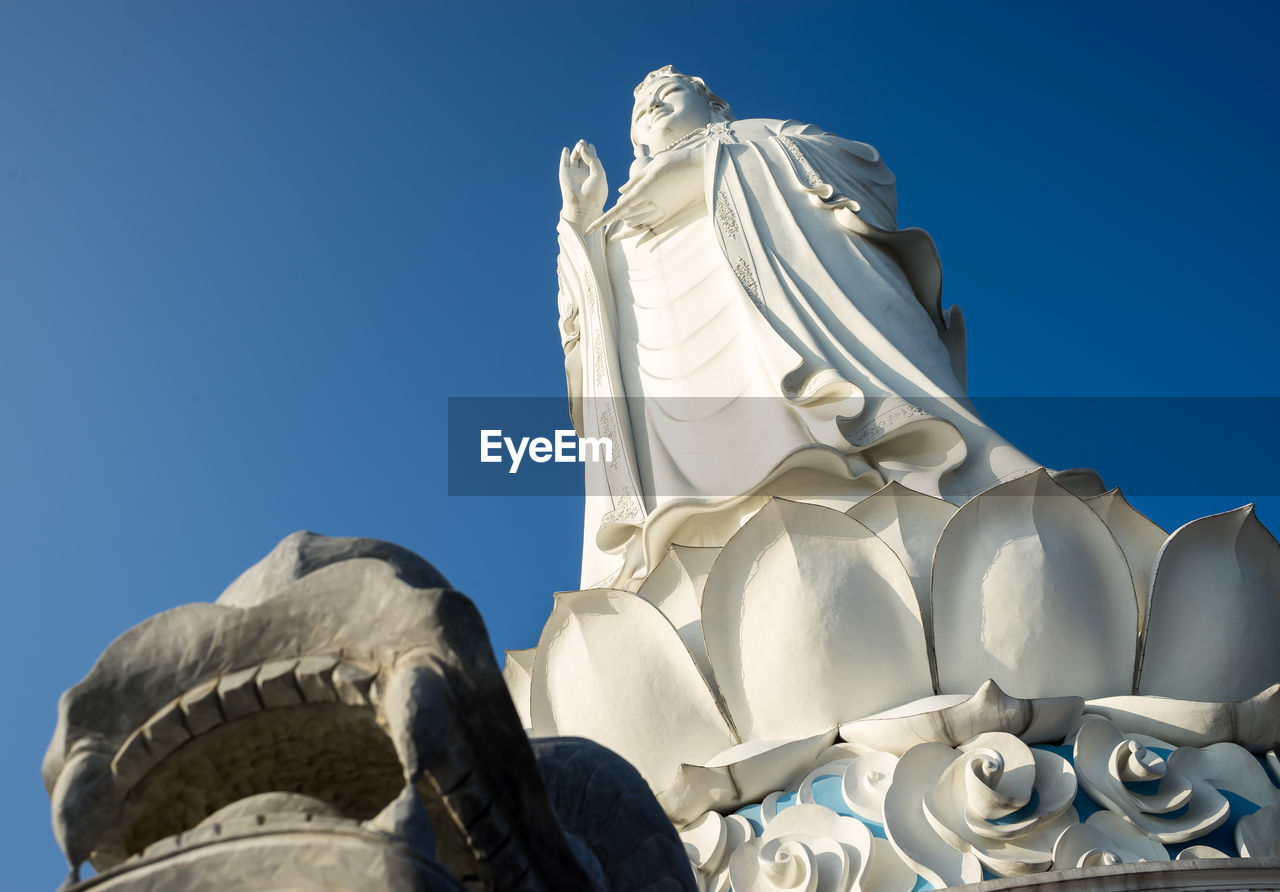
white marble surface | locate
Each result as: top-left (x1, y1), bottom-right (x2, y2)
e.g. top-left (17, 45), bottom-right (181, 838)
top-left (557, 67), bottom-right (1048, 589)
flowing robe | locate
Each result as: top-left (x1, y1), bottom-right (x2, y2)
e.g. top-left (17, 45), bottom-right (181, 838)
top-left (557, 118), bottom-right (1045, 589)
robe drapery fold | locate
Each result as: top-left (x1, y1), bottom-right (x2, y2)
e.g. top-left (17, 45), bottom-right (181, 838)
top-left (557, 118), bottom-right (1043, 589)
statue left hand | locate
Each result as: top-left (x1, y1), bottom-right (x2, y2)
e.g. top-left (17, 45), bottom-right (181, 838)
top-left (559, 140), bottom-right (608, 232)
top-left (587, 146), bottom-right (704, 234)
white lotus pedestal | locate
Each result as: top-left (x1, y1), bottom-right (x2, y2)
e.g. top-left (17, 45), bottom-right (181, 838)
top-left (507, 471), bottom-right (1280, 891)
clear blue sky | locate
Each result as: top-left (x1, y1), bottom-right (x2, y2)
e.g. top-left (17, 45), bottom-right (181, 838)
top-left (2, 2), bottom-right (1277, 885)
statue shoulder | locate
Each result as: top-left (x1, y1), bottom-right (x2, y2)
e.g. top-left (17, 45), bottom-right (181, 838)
top-left (722, 117), bottom-right (795, 143)
top-left (729, 118), bottom-right (885, 164)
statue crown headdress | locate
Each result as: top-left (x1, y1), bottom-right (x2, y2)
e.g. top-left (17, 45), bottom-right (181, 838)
top-left (633, 65), bottom-right (733, 121)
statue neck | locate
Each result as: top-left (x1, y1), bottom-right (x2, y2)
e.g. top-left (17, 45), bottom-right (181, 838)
top-left (654, 125), bottom-right (710, 155)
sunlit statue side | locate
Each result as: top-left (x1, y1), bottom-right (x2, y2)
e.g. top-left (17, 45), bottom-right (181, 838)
top-left (556, 66), bottom-right (1077, 588)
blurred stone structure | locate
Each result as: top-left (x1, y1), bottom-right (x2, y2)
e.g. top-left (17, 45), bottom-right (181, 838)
top-left (43, 533), bottom-right (695, 891)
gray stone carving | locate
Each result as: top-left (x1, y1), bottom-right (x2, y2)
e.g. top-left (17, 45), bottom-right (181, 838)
top-left (43, 532), bottom-right (695, 891)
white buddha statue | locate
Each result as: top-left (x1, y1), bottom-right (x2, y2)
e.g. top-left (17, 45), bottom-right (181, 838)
top-left (556, 67), bottom-right (1084, 589)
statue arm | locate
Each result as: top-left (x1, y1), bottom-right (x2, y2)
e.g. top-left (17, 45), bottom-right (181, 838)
top-left (589, 142), bottom-right (707, 234)
top-left (556, 200), bottom-right (649, 580)
top-left (555, 218), bottom-right (607, 437)
top-left (557, 141), bottom-right (610, 436)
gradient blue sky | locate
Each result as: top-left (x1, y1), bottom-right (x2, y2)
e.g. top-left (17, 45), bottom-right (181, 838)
top-left (3, 2), bottom-right (1277, 885)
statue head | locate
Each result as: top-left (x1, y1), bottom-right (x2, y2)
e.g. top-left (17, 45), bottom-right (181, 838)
top-left (630, 66), bottom-right (734, 161)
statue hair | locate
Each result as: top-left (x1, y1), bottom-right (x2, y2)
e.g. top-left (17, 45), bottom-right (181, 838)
top-left (630, 65), bottom-right (734, 163)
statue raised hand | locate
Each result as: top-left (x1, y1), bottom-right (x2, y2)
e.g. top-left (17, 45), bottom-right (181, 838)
top-left (558, 139), bottom-right (607, 233)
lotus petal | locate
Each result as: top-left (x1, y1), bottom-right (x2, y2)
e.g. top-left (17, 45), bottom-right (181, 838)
top-left (638, 545), bottom-right (720, 684)
top-left (1086, 685), bottom-right (1280, 752)
top-left (1165, 741), bottom-right (1280, 807)
top-left (657, 764), bottom-right (739, 827)
top-left (658, 730), bottom-right (836, 826)
top-left (882, 742), bottom-right (984, 888)
top-left (1176, 844), bottom-right (1230, 859)
top-left (1141, 505), bottom-right (1280, 701)
top-left (680, 811), bottom-right (756, 892)
top-left (785, 748), bottom-right (900, 826)
top-left (802, 742), bottom-right (864, 776)
top-left (1084, 488), bottom-right (1164, 638)
top-left (730, 830), bottom-right (847, 891)
top-left (702, 499), bottom-right (931, 741)
top-left (840, 679), bottom-right (1084, 755)
top-left (860, 837), bottom-right (921, 892)
top-left (839, 751), bottom-right (897, 824)
top-left (529, 589), bottom-right (735, 791)
top-left (680, 810), bottom-right (728, 872)
top-left (759, 790), bottom-right (791, 827)
top-left (847, 482), bottom-right (957, 683)
top-left (706, 731), bottom-right (839, 804)
top-left (791, 743), bottom-right (866, 804)
top-left (729, 804), bottom-right (915, 892)
top-left (1237, 801), bottom-right (1280, 858)
top-left (921, 732), bottom-right (1078, 876)
top-left (1052, 811), bottom-right (1169, 869)
top-left (502, 647), bottom-right (535, 732)
top-left (1073, 715), bottom-right (1229, 843)
top-left (931, 470), bottom-right (1137, 699)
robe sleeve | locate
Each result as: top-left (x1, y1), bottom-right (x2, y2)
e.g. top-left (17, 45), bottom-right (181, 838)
top-left (768, 120), bottom-right (966, 389)
top-left (555, 216), bottom-right (648, 586)
top-left (555, 217), bottom-right (589, 437)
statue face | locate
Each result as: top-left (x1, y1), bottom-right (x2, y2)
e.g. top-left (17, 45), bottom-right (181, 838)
top-left (631, 76), bottom-right (715, 154)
